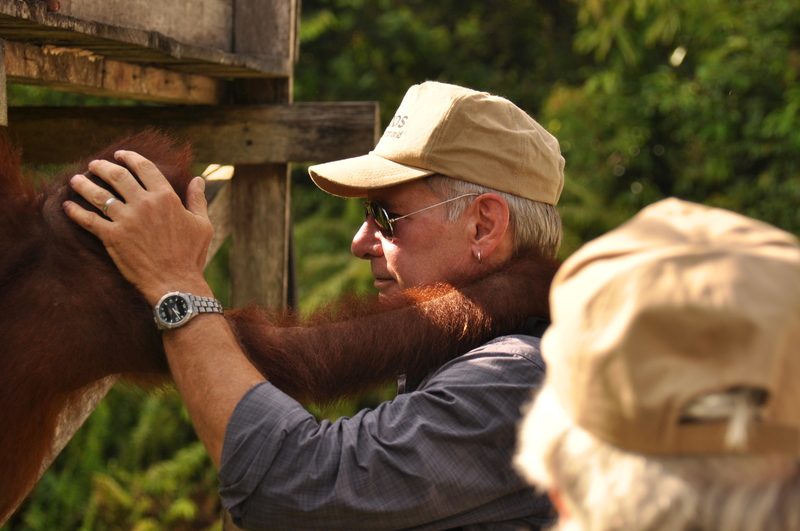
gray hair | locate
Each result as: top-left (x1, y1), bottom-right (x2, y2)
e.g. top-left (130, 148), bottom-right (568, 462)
top-left (514, 388), bottom-right (800, 531)
top-left (423, 175), bottom-right (562, 259)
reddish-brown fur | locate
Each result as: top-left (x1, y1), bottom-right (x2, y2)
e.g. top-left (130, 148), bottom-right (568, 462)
top-left (0, 130), bottom-right (558, 522)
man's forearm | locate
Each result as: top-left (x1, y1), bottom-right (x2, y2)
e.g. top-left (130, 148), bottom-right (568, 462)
top-left (163, 313), bottom-right (265, 468)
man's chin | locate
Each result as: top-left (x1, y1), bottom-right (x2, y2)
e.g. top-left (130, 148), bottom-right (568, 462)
top-left (374, 279), bottom-right (401, 299)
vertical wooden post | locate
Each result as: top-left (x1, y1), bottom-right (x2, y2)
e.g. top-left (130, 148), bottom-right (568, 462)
top-left (230, 161), bottom-right (291, 308)
top-left (0, 39), bottom-right (8, 127)
top-left (229, 0), bottom-right (298, 310)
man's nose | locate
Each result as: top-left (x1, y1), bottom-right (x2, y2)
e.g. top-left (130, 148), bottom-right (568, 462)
top-left (351, 219), bottom-right (384, 259)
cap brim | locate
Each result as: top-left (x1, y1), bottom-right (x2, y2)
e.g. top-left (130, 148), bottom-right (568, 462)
top-left (309, 153), bottom-right (435, 198)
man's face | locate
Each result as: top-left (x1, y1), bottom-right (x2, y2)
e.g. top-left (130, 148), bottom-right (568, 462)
top-left (351, 180), bottom-right (476, 299)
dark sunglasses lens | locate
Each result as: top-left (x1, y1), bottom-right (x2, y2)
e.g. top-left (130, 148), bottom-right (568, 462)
top-left (363, 201), bottom-right (393, 238)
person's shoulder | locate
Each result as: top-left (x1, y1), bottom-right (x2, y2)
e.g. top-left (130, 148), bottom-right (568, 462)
top-left (470, 334), bottom-right (546, 370)
top-left (412, 335), bottom-right (546, 404)
top-left (422, 334), bottom-right (546, 389)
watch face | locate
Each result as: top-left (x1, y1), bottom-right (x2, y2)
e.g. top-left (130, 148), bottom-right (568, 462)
top-left (158, 294), bottom-right (190, 325)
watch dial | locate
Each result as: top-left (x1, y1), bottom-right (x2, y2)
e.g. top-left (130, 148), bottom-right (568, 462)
top-left (159, 295), bottom-right (189, 324)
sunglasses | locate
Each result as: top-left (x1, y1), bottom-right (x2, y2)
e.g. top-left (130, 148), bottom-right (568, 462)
top-left (363, 193), bottom-right (479, 240)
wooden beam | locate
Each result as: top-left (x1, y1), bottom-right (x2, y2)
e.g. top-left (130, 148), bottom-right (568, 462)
top-left (0, 39), bottom-right (6, 126)
top-left (0, 0), bottom-right (291, 78)
top-left (205, 179), bottom-right (232, 267)
top-left (226, 0), bottom-right (297, 310)
top-left (235, 0), bottom-right (298, 64)
top-left (5, 41), bottom-right (223, 104)
top-left (6, 102), bottom-right (380, 164)
top-left (230, 162), bottom-right (291, 309)
top-left (56, 0), bottom-right (234, 53)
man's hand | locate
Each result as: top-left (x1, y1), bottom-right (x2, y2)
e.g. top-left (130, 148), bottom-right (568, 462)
top-left (63, 150), bottom-right (213, 305)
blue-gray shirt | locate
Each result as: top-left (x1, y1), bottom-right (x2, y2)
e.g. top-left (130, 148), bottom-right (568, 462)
top-left (219, 335), bottom-right (553, 530)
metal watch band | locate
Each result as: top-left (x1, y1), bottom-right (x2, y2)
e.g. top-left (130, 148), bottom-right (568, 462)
top-left (153, 291), bottom-right (225, 331)
top-left (189, 294), bottom-right (224, 315)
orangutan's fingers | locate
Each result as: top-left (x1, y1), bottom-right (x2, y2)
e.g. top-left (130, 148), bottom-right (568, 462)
top-left (62, 199), bottom-right (112, 238)
top-left (113, 150), bottom-right (172, 192)
top-left (69, 174), bottom-right (126, 217)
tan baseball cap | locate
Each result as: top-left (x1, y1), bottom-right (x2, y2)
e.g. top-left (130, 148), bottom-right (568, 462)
top-left (542, 198), bottom-right (800, 455)
top-left (308, 81), bottom-right (565, 205)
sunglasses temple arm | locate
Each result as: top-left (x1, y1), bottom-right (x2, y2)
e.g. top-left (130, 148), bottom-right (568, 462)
top-left (390, 193), bottom-right (480, 223)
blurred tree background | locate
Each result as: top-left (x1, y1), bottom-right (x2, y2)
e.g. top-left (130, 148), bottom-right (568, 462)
top-left (5, 0), bottom-right (799, 528)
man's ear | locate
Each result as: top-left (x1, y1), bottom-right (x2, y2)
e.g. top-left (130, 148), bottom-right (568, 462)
top-left (466, 193), bottom-right (511, 262)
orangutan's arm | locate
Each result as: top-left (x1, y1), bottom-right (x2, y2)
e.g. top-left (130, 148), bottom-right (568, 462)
top-left (228, 252), bottom-right (559, 406)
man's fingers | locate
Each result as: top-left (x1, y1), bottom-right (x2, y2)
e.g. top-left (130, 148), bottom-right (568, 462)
top-left (86, 158), bottom-right (148, 201)
top-left (62, 200), bottom-right (112, 237)
top-left (114, 150), bottom-right (172, 192)
top-left (69, 174), bottom-right (126, 217)
top-left (186, 177), bottom-right (210, 218)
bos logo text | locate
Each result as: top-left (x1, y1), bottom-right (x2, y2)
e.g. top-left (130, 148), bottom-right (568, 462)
top-left (384, 115), bottom-right (409, 138)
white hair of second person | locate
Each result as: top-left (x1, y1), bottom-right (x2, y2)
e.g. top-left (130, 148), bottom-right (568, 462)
top-left (424, 175), bottom-right (563, 259)
top-left (514, 388), bottom-right (800, 531)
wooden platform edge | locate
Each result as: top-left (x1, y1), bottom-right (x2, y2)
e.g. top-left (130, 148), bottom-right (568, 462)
top-left (5, 41), bottom-right (224, 104)
top-left (0, 0), bottom-right (291, 78)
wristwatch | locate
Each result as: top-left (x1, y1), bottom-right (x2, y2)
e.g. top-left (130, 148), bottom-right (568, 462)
top-left (153, 291), bottom-right (224, 330)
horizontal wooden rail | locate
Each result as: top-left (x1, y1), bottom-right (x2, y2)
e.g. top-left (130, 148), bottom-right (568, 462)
top-left (7, 101), bottom-right (381, 164)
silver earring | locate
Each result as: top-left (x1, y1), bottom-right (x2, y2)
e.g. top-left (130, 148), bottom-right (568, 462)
top-left (477, 250), bottom-right (483, 264)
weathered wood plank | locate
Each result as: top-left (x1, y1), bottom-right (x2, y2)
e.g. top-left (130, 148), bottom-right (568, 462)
top-left (0, 38), bottom-right (6, 126)
top-left (0, 0), bottom-right (290, 77)
top-left (205, 179), bottom-right (232, 266)
top-left (57, 0), bottom-right (234, 52)
top-left (235, 0), bottom-right (298, 63)
top-left (7, 102), bottom-right (380, 164)
top-left (230, 162), bottom-right (291, 309)
top-left (5, 41), bottom-right (223, 104)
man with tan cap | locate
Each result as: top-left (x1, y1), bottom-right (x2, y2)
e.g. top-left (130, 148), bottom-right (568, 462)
top-left (514, 198), bottom-right (800, 531)
top-left (64, 81), bottom-right (563, 529)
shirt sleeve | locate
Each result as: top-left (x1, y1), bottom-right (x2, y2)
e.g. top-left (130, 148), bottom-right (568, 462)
top-left (218, 335), bottom-right (550, 531)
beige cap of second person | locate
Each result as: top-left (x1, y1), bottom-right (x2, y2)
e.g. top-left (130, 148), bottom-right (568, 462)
top-left (309, 81), bottom-right (565, 205)
top-left (542, 198), bottom-right (800, 455)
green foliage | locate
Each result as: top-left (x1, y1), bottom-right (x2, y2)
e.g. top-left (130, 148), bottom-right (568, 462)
top-left (545, 0), bottom-right (800, 246)
top-left (292, 167), bottom-right (374, 311)
top-left (7, 84), bottom-right (144, 107)
top-left (295, 0), bottom-right (585, 124)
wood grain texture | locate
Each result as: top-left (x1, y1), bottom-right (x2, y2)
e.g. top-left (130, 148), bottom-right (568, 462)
top-left (234, 0), bottom-right (298, 63)
top-left (230, 162), bottom-right (291, 309)
top-left (57, 0), bottom-right (234, 52)
top-left (227, 58), bottom-right (294, 313)
top-left (0, 38), bottom-right (6, 126)
top-left (5, 41), bottom-right (223, 104)
top-left (6, 102), bottom-right (380, 164)
top-left (0, 0), bottom-right (290, 77)
top-left (205, 179), bottom-right (232, 266)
